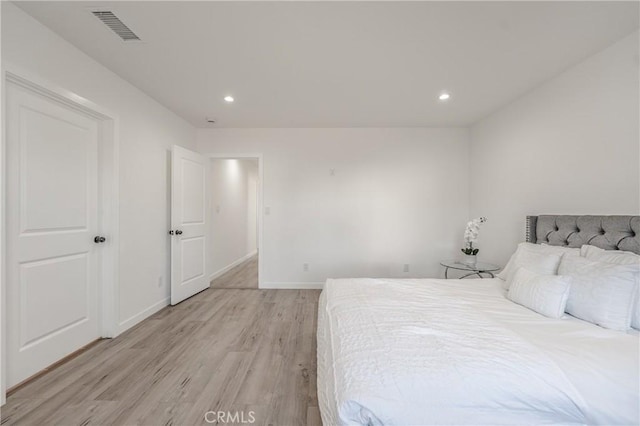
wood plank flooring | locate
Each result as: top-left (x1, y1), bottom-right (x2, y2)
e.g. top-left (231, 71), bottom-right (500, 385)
top-left (1, 257), bottom-right (322, 426)
top-left (211, 255), bottom-right (258, 289)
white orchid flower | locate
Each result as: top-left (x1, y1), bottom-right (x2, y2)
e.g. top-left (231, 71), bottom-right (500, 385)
top-left (462, 217), bottom-right (487, 255)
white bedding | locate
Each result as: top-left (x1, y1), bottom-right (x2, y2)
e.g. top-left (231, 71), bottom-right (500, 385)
top-left (317, 278), bottom-right (639, 426)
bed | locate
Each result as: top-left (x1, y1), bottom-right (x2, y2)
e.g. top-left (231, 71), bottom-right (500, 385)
top-left (317, 215), bottom-right (640, 425)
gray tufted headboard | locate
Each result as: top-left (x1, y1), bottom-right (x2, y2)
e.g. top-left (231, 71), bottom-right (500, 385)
top-left (526, 215), bottom-right (640, 255)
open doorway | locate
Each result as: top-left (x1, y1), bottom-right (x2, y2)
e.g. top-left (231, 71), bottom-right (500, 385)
top-left (208, 157), bottom-right (260, 289)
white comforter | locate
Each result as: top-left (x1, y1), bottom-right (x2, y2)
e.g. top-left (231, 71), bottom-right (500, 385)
top-left (317, 278), bottom-right (639, 426)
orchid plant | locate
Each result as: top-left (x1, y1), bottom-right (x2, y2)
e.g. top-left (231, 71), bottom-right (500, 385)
top-left (461, 217), bottom-right (487, 255)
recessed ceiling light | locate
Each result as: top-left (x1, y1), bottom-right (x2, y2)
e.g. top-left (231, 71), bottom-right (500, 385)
top-left (224, 96), bottom-right (234, 103)
top-left (438, 92), bottom-right (451, 101)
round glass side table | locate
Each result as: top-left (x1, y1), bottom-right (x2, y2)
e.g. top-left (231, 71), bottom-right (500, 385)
top-left (439, 260), bottom-right (501, 279)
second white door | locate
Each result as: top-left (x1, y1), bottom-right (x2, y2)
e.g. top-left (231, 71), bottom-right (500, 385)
top-left (171, 146), bottom-right (209, 304)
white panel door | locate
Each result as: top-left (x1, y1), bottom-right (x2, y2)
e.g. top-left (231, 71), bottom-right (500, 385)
top-left (6, 82), bottom-right (101, 387)
top-left (171, 146), bottom-right (208, 305)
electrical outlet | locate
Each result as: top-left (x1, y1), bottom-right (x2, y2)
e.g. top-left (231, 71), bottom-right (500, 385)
top-left (403, 264), bottom-right (410, 273)
top-left (157, 276), bottom-right (163, 288)
top-left (303, 263), bottom-right (309, 272)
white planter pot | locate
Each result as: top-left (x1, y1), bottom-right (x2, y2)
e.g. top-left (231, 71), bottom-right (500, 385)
top-left (462, 254), bottom-right (477, 266)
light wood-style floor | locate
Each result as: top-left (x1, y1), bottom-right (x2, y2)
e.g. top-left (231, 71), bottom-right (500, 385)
top-left (211, 254), bottom-right (259, 289)
top-left (1, 258), bottom-right (322, 426)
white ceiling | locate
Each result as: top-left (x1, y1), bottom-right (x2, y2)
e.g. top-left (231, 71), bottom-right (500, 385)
top-left (15, 1), bottom-right (639, 128)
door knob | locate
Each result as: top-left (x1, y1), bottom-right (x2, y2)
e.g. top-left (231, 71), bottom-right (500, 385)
top-left (169, 230), bottom-right (175, 235)
top-left (94, 236), bottom-right (106, 243)
top-left (175, 230), bottom-right (183, 235)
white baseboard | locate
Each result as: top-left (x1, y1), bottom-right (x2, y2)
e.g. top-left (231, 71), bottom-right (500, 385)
top-left (116, 297), bottom-right (169, 336)
top-left (209, 250), bottom-right (258, 282)
top-left (260, 282), bottom-right (324, 290)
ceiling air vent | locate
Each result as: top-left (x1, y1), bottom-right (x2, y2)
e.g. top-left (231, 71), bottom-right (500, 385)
top-left (92, 11), bottom-right (141, 41)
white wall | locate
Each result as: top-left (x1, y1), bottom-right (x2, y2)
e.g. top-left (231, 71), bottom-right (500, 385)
top-left (2, 3), bottom-right (197, 332)
top-left (208, 158), bottom-right (258, 278)
top-left (469, 31), bottom-right (640, 266)
top-left (0, 0), bottom-right (4, 405)
top-left (247, 164), bottom-right (259, 255)
top-left (198, 128), bottom-right (469, 287)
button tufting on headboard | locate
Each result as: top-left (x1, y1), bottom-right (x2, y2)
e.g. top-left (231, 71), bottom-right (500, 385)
top-left (525, 215), bottom-right (640, 255)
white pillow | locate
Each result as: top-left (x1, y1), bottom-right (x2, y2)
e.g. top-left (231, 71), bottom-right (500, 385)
top-left (540, 243), bottom-right (581, 257)
top-left (497, 243), bottom-right (563, 286)
top-left (580, 244), bottom-right (639, 265)
top-left (580, 245), bottom-right (640, 330)
top-left (558, 255), bottom-right (638, 331)
top-left (507, 267), bottom-right (572, 319)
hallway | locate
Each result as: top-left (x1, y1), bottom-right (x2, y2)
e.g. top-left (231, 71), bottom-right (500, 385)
top-left (210, 255), bottom-right (258, 289)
